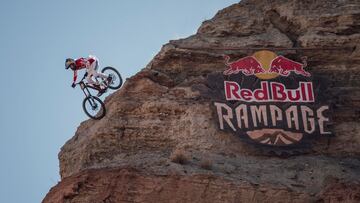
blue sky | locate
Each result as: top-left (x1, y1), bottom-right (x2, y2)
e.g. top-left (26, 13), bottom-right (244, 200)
top-left (0, 1), bottom-right (238, 202)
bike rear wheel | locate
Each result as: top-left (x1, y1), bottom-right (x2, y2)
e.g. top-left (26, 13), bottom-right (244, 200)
top-left (82, 96), bottom-right (106, 120)
top-left (101, 66), bottom-right (123, 90)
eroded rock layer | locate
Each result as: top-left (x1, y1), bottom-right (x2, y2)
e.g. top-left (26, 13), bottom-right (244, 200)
top-left (43, 168), bottom-right (360, 203)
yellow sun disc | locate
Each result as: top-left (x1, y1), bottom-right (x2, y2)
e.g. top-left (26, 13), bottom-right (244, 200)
top-left (253, 50), bottom-right (279, 80)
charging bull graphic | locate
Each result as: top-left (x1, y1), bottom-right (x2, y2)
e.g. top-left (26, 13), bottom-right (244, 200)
top-left (223, 55), bottom-right (265, 75)
top-left (212, 50), bottom-right (332, 154)
top-left (223, 54), bottom-right (311, 77)
top-left (269, 55), bottom-right (311, 77)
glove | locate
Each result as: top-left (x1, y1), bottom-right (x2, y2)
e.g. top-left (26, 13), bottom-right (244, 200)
top-left (71, 83), bottom-right (76, 88)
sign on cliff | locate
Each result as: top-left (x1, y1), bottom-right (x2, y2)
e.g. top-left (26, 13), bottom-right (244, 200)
top-left (213, 50), bottom-right (332, 151)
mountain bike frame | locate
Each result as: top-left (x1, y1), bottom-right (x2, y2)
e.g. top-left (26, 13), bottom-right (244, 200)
top-left (77, 73), bottom-right (109, 96)
top-left (78, 80), bottom-right (98, 98)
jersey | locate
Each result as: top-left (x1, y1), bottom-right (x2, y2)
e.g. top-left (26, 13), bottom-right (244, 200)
top-left (72, 56), bottom-right (97, 84)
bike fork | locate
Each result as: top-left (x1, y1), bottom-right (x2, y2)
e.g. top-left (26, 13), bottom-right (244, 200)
top-left (83, 89), bottom-right (98, 109)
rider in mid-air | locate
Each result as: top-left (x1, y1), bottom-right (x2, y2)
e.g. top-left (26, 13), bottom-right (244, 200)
top-left (65, 55), bottom-right (110, 96)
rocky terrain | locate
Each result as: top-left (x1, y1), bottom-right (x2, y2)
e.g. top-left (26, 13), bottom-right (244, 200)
top-left (43, 0), bottom-right (360, 202)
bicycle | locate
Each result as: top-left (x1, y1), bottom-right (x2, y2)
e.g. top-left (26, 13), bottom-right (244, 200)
top-left (76, 67), bottom-right (123, 120)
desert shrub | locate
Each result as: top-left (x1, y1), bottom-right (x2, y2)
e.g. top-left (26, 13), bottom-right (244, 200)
top-left (170, 149), bottom-right (189, 165)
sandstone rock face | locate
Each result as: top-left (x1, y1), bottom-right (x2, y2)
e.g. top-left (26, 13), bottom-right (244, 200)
top-left (44, 0), bottom-right (360, 202)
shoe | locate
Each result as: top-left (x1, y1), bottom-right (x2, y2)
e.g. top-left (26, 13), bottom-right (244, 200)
top-left (106, 77), bottom-right (113, 86)
top-left (92, 84), bottom-right (101, 90)
top-left (97, 88), bottom-right (106, 97)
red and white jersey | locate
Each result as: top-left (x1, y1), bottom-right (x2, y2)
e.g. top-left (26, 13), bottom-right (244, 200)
top-left (73, 56), bottom-right (97, 70)
top-left (72, 55), bottom-right (98, 83)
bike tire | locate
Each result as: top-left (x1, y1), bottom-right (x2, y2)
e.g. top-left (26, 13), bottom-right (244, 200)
top-left (82, 96), bottom-right (106, 120)
top-left (101, 66), bottom-right (123, 90)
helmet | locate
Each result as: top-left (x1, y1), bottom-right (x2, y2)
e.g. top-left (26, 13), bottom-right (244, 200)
top-left (65, 58), bottom-right (75, 69)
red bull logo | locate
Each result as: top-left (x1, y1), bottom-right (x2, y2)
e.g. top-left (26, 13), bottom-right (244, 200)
top-left (225, 81), bottom-right (314, 102)
top-left (211, 50), bottom-right (332, 153)
top-left (223, 55), bottom-right (265, 75)
top-left (269, 55), bottom-right (310, 77)
top-left (223, 50), bottom-right (311, 78)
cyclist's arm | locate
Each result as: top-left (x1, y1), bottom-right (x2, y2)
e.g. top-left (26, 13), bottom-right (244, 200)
top-left (73, 70), bottom-right (78, 84)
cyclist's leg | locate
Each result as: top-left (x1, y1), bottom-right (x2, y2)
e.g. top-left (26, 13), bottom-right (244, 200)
top-left (86, 66), bottom-right (98, 86)
top-left (90, 60), bottom-right (107, 80)
top-left (91, 61), bottom-right (109, 89)
top-left (93, 68), bottom-right (108, 80)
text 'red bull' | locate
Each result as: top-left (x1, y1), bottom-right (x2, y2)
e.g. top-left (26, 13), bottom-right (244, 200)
top-left (225, 81), bottom-right (314, 102)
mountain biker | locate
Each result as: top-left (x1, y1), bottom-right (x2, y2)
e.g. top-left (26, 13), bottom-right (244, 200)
top-left (65, 55), bottom-right (110, 96)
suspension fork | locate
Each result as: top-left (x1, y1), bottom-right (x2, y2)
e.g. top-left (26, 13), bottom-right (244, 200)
top-left (80, 82), bottom-right (96, 107)
top-left (80, 82), bottom-right (91, 97)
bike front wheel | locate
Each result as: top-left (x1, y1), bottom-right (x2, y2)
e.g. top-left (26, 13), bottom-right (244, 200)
top-left (82, 96), bottom-right (106, 120)
top-left (101, 66), bottom-right (123, 90)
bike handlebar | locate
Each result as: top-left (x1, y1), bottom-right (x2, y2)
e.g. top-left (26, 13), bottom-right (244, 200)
top-left (75, 73), bottom-right (88, 86)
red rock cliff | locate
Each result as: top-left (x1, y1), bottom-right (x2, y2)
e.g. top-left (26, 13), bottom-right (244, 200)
top-left (43, 0), bottom-right (360, 202)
